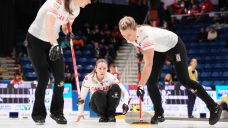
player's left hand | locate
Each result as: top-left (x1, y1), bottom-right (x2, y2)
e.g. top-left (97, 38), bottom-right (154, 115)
top-left (49, 44), bottom-right (63, 61)
top-left (122, 103), bottom-right (129, 115)
top-left (137, 86), bottom-right (144, 102)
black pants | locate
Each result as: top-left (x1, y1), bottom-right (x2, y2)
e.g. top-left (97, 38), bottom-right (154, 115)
top-left (221, 102), bottom-right (228, 111)
top-left (186, 90), bottom-right (196, 116)
top-left (89, 85), bottom-right (121, 117)
top-left (27, 33), bottom-right (65, 119)
top-left (147, 38), bottom-right (217, 115)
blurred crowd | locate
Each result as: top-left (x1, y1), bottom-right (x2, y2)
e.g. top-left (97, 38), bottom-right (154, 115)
top-left (171, 0), bottom-right (213, 15)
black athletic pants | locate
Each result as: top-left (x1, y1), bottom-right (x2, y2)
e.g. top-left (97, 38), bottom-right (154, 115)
top-left (221, 102), bottom-right (228, 111)
top-left (89, 85), bottom-right (121, 117)
top-left (27, 33), bottom-right (65, 119)
top-left (186, 90), bottom-right (196, 116)
top-left (147, 37), bottom-right (217, 116)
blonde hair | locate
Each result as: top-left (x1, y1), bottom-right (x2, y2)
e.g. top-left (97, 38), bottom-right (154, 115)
top-left (118, 16), bottom-right (137, 31)
top-left (90, 59), bottom-right (108, 78)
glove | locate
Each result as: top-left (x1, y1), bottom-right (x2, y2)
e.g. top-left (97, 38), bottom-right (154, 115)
top-left (77, 98), bottom-right (85, 105)
top-left (122, 103), bottom-right (129, 115)
top-left (137, 86), bottom-right (145, 102)
top-left (49, 44), bottom-right (63, 61)
top-left (136, 52), bottom-right (143, 61)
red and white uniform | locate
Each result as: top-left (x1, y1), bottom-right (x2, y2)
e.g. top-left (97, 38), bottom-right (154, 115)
top-left (78, 72), bottom-right (129, 115)
top-left (28, 0), bottom-right (80, 42)
top-left (128, 26), bottom-right (178, 52)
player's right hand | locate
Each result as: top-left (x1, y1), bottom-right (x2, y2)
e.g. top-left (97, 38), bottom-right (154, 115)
top-left (76, 114), bottom-right (85, 122)
top-left (136, 52), bottom-right (143, 61)
top-left (137, 86), bottom-right (145, 102)
top-left (77, 98), bottom-right (85, 105)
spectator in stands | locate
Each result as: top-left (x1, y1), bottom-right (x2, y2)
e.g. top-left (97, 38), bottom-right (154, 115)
top-left (65, 64), bottom-right (71, 73)
top-left (109, 64), bottom-right (120, 80)
top-left (163, 73), bottom-right (175, 86)
top-left (60, 39), bottom-right (70, 50)
top-left (93, 24), bottom-right (102, 43)
top-left (88, 25), bottom-right (101, 44)
top-left (110, 33), bottom-right (118, 51)
top-left (81, 23), bottom-right (90, 35)
top-left (72, 34), bottom-right (85, 50)
top-left (187, 58), bottom-right (198, 118)
top-left (197, 27), bottom-right (208, 42)
top-left (172, 0), bottom-right (181, 14)
top-left (159, 73), bottom-right (177, 89)
top-left (164, 72), bottom-right (182, 89)
top-left (119, 16), bottom-right (222, 125)
top-left (171, 0), bottom-right (213, 15)
top-left (201, 0), bottom-right (213, 13)
top-left (104, 45), bottom-right (114, 64)
top-left (189, 4), bottom-right (201, 14)
top-left (177, 7), bottom-right (188, 14)
top-left (207, 27), bottom-right (218, 41)
top-left (10, 72), bottom-right (24, 84)
top-left (64, 72), bottom-right (75, 90)
top-left (112, 25), bottom-right (123, 42)
top-left (103, 24), bottom-right (111, 38)
top-left (76, 59), bottom-right (129, 122)
top-left (62, 32), bottom-right (84, 50)
top-left (23, 38), bottom-right (28, 56)
top-left (26, 0), bottom-right (91, 124)
top-left (93, 42), bottom-right (101, 58)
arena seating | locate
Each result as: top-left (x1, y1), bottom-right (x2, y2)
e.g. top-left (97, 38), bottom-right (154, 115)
top-left (160, 19), bottom-right (228, 87)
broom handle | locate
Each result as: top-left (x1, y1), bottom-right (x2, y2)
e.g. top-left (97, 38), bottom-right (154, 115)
top-left (137, 48), bottom-right (143, 121)
top-left (67, 23), bottom-right (81, 98)
top-left (140, 99), bottom-right (142, 121)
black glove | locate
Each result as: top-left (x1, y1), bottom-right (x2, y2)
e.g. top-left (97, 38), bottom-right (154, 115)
top-left (77, 98), bottom-right (85, 105)
top-left (137, 86), bottom-right (145, 101)
top-left (136, 52), bottom-right (143, 61)
top-left (122, 103), bottom-right (129, 115)
top-left (49, 44), bottom-right (63, 61)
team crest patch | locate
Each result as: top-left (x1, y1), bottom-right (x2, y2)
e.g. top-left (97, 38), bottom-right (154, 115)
top-left (175, 53), bottom-right (181, 62)
top-left (112, 92), bottom-right (119, 99)
top-left (58, 81), bottom-right (64, 87)
top-left (190, 88), bottom-right (197, 94)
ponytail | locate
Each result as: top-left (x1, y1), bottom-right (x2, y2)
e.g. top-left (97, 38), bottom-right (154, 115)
top-left (64, 0), bottom-right (73, 15)
top-left (119, 16), bottom-right (137, 31)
